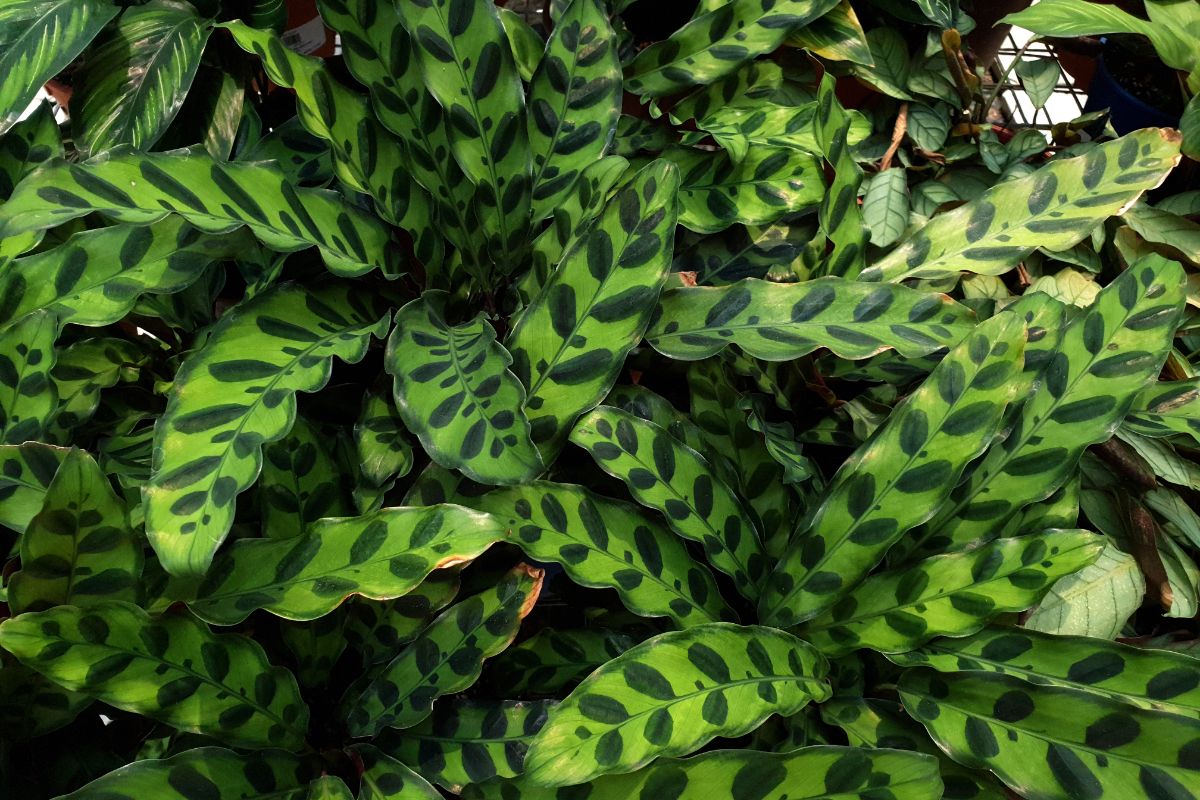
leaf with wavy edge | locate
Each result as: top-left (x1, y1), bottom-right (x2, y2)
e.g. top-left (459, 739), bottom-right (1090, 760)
top-left (0, 101), bottom-right (62, 200)
top-left (344, 570), bottom-right (463, 667)
top-left (260, 415), bottom-right (352, 539)
top-left (0, 601), bottom-right (309, 749)
top-left (787, 0), bottom-right (873, 65)
top-left (863, 129), bottom-right (1182, 282)
top-left (351, 744), bottom-right (443, 800)
top-left (645, 277), bottom-right (975, 362)
top-left (0, 149), bottom-right (399, 277)
top-left (0, 310), bottom-right (58, 445)
top-left (524, 623), bottom-right (830, 786)
top-left (188, 504), bottom-right (508, 625)
top-left (355, 382), bottom-right (414, 492)
top-left (488, 629), bottom-right (635, 695)
top-left (0, 442), bottom-right (68, 532)
top-left (144, 283), bottom-right (390, 578)
top-left (469, 481), bottom-right (734, 627)
top-left (1126, 378), bottom-right (1200, 445)
top-left (811, 74), bottom-right (869, 276)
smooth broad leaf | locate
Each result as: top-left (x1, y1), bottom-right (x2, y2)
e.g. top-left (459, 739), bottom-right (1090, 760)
top-left (527, 0), bottom-right (622, 222)
top-left (189, 504), bottom-right (508, 625)
top-left (1123, 201), bottom-right (1200, 266)
top-left (470, 745), bottom-right (941, 799)
top-left (0, 0), bottom-right (119, 136)
top-left (376, 699), bottom-right (554, 792)
top-left (53, 747), bottom-right (317, 800)
top-left (344, 570), bottom-right (463, 667)
top-left (0, 149), bottom-right (400, 277)
top-left (666, 145), bottom-right (825, 234)
top-left (0, 217), bottom-right (244, 332)
top-left (0, 601), bottom-right (309, 749)
top-left (624, 0), bottom-right (840, 97)
top-left (524, 623), bottom-right (831, 786)
top-left (571, 407), bottom-right (766, 601)
top-left (786, 0), bottom-right (873, 66)
top-left (1025, 542), bottom-right (1145, 638)
top-left (863, 129), bottom-right (1183, 282)
top-left (1127, 380), bottom-right (1200, 444)
top-left (144, 283), bottom-right (390, 578)
top-left (488, 628), bottom-right (635, 694)
top-left (394, 0), bottom-right (531, 265)
top-left (498, 7), bottom-right (543, 80)
top-left (800, 530), bottom-right (1103, 656)
top-left (73, 0), bottom-right (211, 154)
top-left (0, 442), bottom-right (68, 532)
top-left (850, 28), bottom-right (912, 99)
top-left (469, 481), bottom-right (735, 627)
top-left (644, 276), bottom-right (975, 362)
top-left (1183, 93), bottom-right (1200, 161)
top-left (8, 448), bottom-right (142, 613)
top-left (0, 310), bottom-right (58, 445)
top-left (862, 168), bottom-right (910, 248)
top-left (0, 659), bottom-right (92, 739)
top-left (1015, 57), bottom-right (1061, 110)
top-left (351, 744), bottom-right (443, 800)
top-left (508, 160), bottom-right (679, 455)
top-left (389, 291), bottom-right (542, 486)
top-left (891, 626), bottom-right (1200, 720)
top-left (900, 668), bottom-right (1200, 800)
top-left (760, 312), bottom-right (1027, 627)
top-left (343, 564), bottom-right (544, 737)
top-left (260, 415), bottom-right (352, 539)
top-left (915, 256), bottom-right (1186, 555)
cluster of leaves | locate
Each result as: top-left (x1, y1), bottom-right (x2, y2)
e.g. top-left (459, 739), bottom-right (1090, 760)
top-left (1, 0), bottom-right (1199, 798)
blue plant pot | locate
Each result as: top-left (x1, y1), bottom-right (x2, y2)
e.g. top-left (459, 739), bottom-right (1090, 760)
top-left (1084, 52), bottom-right (1181, 134)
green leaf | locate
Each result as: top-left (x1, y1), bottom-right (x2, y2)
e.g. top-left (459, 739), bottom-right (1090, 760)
top-left (906, 101), bottom-right (951, 152)
top-left (851, 28), bottom-right (912, 99)
top-left (389, 291), bottom-right (543, 485)
top-left (469, 481), bottom-right (735, 627)
top-left (508, 160), bottom-right (679, 454)
top-left (1182, 93), bottom-right (1200, 161)
top-left (1014, 57), bottom-right (1061, 110)
top-left (862, 129), bottom-right (1183, 281)
top-left (52, 747), bottom-right (316, 800)
top-left (527, 0), bottom-right (622, 222)
top-left (377, 699), bottom-right (554, 792)
top-left (0, 442), bottom-right (69, 532)
top-left (498, 7), bottom-right (543, 80)
top-left (1123, 201), bottom-right (1200, 266)
top-left (695, 102), bottom-right (872, 164)
top-left (761, 312), bottom-right (1027, 626)
top-left (666, 145), bottom-right (825, 234)
top-left (892, 625), bottom-right (1200, 720)
top-left (351, 744), bottom-right (443, 800)
top-left (743, 394), bottom-right (816, 485)
top-left (281, 610), bottom-right (347, 687)
top-left (863, 167), bottom-right (910, 248)
top-left (468, 745), bottom-right (941, 800)
top-left (571, 406), bottom-right (766, 601)
top-left (645, 276), bottom-right (975, 362)
top-left (488, 628), bottom-right (635, 694)
top-left (189, 504), bottom-right (507, 625)
top-left (0, 101), bottom-right (62, 200)
top-left (1, 218), bottom-right (241, 334)
top-left (0, 601), bottom-right (309, 749)
top-left (144, 283), bottom-right (390, 577)
top-left (786, 0), bottom-right (873, 66)
top-left (665, 60), bottom-right (782, 126)
top-left (344, 564), bottom-right (543, 737)
top-left (241, 116), bottom-right (333, 186)
top-left (344, 570), bottom-right (463, 666)
top-left (394, 0), bottom-right (531, 268)
top-left (0, 0), bottom-right (119, 136)
top-left (73, 0), bottom-right (211, 154)
top-left (915, 256), bottom-right (1186, 555)
top-left (672, 219), bottom-right (816, 285)
top-left (624, 0), bottom-right (840, 97)
top-left (812, 74), bottom-right (869, 276)
top-left (900, 668), bottom-right (1200, 800)
top-left (524, 623), bottom-right (830, 785)
top-left (0, 310), bottom-right (58, 445)
top-left (306, 776), bottom-right (353, 800)
top-left (1025, 541), bottom-right (1145, 638)
top-left (0, 659), bottom-right (92, 739)
top-left (800, 530), bottom-right (1103, 656)
top-left (0, 149), bottom-right (399, 277)
top-left (261, 416), bottom-right (351, 539)
top-left (355, 383), bottom-right (414, 491)
top-left (7, 448), bottom-right (142, 613)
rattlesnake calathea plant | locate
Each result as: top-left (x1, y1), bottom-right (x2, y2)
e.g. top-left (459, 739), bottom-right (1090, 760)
top-left (2, 0), bottom-right (1200, 798)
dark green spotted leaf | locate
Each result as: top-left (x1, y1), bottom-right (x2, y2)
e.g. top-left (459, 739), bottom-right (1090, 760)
top-left (0, 149), bottom-right (400, 277)
top-left (189, 504), bottom-right (508, 625)
top-left (241, 116), bottom-right (334, 186)
top-left (355, 383), bottom-right (415, 495)
top-left (0, 601), bottom-right (309, 749)
top-left (51, 746), bottom-right (317, 800)
top-left (388, 291), bottom-right (543, 485)
top-left (672, 219), bottom-right (817, 286)
top-left (508, 160), bottom-right (679, 455)
top-left (665, 145), bottom-right (825, 234)
top-left (0, 0), bottom-right (119, 136)
top-left (524, 623), bottom-right (830, 785)
top-left (498, 7), bottom-right (544, 80)
top-left (624, 0), bottom-right (841, 97)
top-left (571, 407), bottom-right (767, 601)
top-left (280, 609), bottom-right (347, 688)
top-left (891, 626), bottom-right (1200, 720)
top-left (1126, 378), bottom-right (1200, 445)
top-left (351, 744), bottom-right (443, 800)
top-left (377, 699), bottom-right (554, 792)
top-left (488, 628), bottom-right (636, 695)
top-left (528, 0), bottom-right (622, 222)
top-left (344, 570), bottom-right (463, 667)
top-left (306, 776), bottom-right (353, 800)
top-left (645, 276), bottom-right (975, 362)
top-left (72, 0), bottom-right (211, 155)
top-left (695, 101), bottom-right (872, 164)
top-left (144, 282), bottom-right (390, 577)
top-left (914, 256), bottom-right (1186, 556)
top-left (900, 668), bottom-right (1200, 800)
top-left (0, 441), bottom-right (68, 532)
top-left (0, 101), bottom-right (62, 200)
top-left (786, 0), bottom-right (873, 65)
top-left (761, 312), bottom-right (1027, 626)
top-left (863, 129), bottom-right (1183, 282)
top-left (0, 309), bottom-right (58, 445)
top-left (343, 564), bottom-right (543, 737)
top-left (800, 530), bottom-right (1103, 656)
top-left (469, 481), bottom-right (735, 627)
top-left (811, 74), bottom-right (868, 277)
top-left (664, 60), bottom-right (782, 126)
top-left (260, 415), bottom-right (353, 539)
top-left (7, 448), bottom-right (142, 613)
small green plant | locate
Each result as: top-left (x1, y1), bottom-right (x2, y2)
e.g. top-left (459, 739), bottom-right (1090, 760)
top-left (0, 1), bottom-right (1198, 798)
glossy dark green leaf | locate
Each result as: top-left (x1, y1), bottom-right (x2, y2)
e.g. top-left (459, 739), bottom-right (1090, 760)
top-left (488, 628), bottom-right (635, 694)
top-left (0, 309), bottom-right (58, 445)
top-left (0, 441), bottom-right (69, 532)
top-left (260, 415), bottom-right (352, 539)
